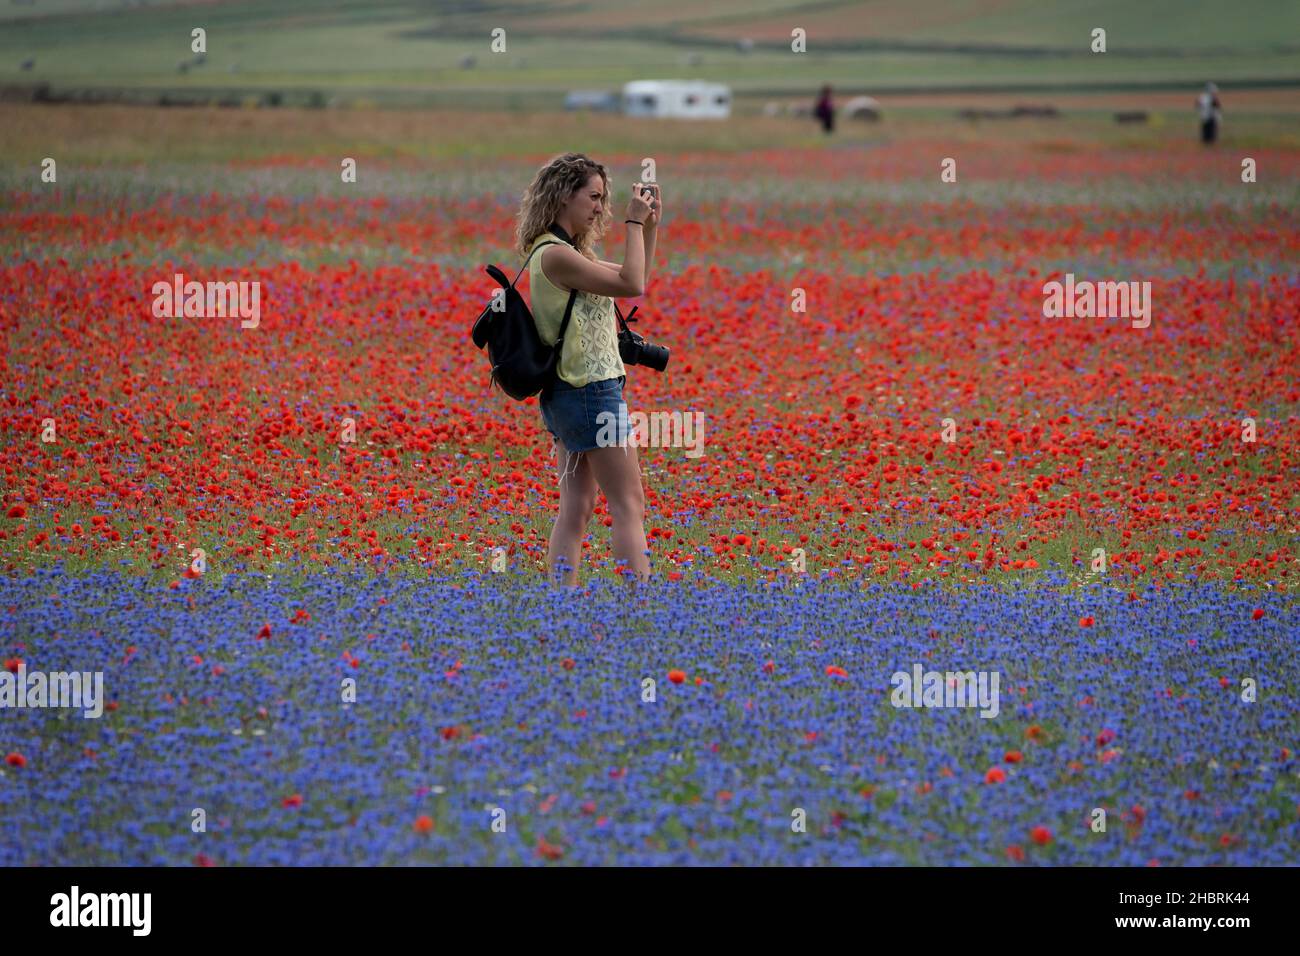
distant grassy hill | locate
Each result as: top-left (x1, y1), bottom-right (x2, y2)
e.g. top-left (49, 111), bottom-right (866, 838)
top-left (1, 0), bottom-right (1297, 110)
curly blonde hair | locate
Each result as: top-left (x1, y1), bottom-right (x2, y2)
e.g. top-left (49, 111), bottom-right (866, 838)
top-left (514, 152), bottom-right (611, 261)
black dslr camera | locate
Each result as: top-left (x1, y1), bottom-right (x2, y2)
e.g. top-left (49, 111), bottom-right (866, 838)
top-left (616, 304), bottom-right (669, 372)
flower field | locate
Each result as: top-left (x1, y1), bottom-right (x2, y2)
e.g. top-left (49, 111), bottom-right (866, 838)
top-left (1, 108), bottom-right (1296, 864)
top-left (1, 568), bottom-right (1296, 865)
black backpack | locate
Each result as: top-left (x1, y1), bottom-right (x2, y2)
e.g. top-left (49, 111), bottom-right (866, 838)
top-left (470, 237), bottom-right (577, 401)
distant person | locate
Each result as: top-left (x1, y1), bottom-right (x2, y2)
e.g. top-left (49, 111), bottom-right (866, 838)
top-left (1197, 82), bottom-right (1222, 144)
top-left (814, 85), bottom-right (835, 134)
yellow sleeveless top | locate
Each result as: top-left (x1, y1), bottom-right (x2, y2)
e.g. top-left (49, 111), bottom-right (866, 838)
top-left (527, 233), bottom-right (626, 388)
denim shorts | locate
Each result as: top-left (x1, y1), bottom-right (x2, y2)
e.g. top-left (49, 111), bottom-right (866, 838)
top-left (539, 375), bottom-right (629, 453)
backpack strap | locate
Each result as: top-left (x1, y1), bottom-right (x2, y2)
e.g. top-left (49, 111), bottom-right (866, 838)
top-left (478, 238), bottom-right (565, 330)
top-left (555, 287), bottom-right (578, 345)
top-left (509, 238), bottom-right (563, 289)
top-left (542, 288), bottom-right (579, 398)
top-left (528, 236), bottom-right (579, 382)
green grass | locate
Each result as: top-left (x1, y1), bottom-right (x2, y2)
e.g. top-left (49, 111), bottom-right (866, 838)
top-left (6, 0), bottom-right (1297, 50)
top-left (1, 0), bottom-right (1296, 108)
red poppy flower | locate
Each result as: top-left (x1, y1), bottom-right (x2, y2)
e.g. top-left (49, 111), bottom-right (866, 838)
top-left (535, 838), bottom-right (564, 860)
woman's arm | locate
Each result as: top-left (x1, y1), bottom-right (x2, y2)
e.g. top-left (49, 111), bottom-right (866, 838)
top-left (642, 226), bottom-right (656, 290)
top-left (543, 232), bottom-right (645, 298)
top-left (597, 230), bottom-right (656, 288)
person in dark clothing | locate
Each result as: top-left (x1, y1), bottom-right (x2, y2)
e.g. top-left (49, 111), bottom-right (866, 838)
top-left (814, 84), bottom-right (834, 134)
top-left (1197, 82), bottom-right (1222, 144)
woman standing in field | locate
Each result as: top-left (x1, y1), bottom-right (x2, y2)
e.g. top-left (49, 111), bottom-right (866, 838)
top-left (514, 153), bottom-right (661, 588)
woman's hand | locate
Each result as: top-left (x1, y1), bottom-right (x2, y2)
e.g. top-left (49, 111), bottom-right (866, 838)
top-left (644, 184), bottom-right (662, 230)
top-left (627, 183), bottom-right (653, 224)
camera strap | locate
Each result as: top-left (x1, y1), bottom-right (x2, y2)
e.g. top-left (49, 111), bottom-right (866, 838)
top-left (615, 303), bottom-right (638, 333)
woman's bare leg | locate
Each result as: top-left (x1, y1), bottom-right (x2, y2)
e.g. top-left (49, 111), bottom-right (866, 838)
top-left (547, 445), bottom-right (597, 587)
top-left (586, 442), bottom-right (651, 586)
